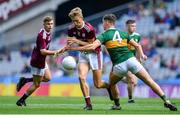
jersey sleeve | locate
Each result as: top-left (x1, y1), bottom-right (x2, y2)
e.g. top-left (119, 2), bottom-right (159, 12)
top-left (97, 33), bottom-right (106, 44)
top-left (37, 34), bottom-right (46, 50)
top-left (67, 29), bottom-right (73, 37)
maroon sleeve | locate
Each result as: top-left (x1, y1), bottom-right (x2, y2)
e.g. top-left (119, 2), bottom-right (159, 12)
top-left (37, 34), bottom-right (46, 50)
top-left (68, 29), bottom-right (73, 37)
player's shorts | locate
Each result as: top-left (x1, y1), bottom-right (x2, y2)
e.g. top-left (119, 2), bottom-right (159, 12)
top-left (78, 51), bottom-right (103, 70)
top-left (112, 57), bottom-right (143, 78)
top-left (31, 63), bottom-right (49, 76)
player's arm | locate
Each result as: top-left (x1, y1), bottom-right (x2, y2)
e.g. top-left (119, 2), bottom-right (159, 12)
top-left (40, 49), bottom-right (58, 56)
top-left (129, 39), bottom-right (147, 62)
top-left (66, 39), bottom-right (101, 51)
top-left (67, 37), bottom-right (89, 46)
top-left (38, 35), bottom-right (59, 56)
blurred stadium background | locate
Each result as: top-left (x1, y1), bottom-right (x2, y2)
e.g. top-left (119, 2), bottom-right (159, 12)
top-left (0, 0), bottom-right (180, 98)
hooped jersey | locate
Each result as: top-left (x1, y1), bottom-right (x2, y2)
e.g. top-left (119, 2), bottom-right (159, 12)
top-left (97, 27), bottom-right (134, 66)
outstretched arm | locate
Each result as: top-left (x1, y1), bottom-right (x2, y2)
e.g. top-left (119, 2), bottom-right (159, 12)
top-left (66, 39), bottom-right (101, 51)
top-left (67, 37), bottom-right (93, 46)
top-left (40, 49), bottom-right (59, 56)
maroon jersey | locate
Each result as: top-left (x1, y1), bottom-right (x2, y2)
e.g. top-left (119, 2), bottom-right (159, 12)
top-left (68, 22), bottom-right (101, 53)
top-left (30, 28), bottom-right (52, 69)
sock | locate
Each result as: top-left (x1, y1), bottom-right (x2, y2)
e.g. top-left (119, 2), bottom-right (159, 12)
top-left (160, 95), bottom-right (168, 103)
top-left (114, 98), bottom-right (120, 106)
top-left (129, 95), bottom-right (132, 100)
top-left (20, 93), bottom-right (29, 101)
top-left (25, 78), bottom-right (33, 83)
top-left (85, 96), bottom-right (91, 106)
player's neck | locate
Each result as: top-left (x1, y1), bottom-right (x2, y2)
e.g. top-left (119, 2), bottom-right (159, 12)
top-left (128, 31), bottom-right (134, 35)
top-left (77, 21), bottom-right (85, 30)
top-left (108, 26), bottom-right (115, 30)
top-left (43, 28), bottom-right (51, 34)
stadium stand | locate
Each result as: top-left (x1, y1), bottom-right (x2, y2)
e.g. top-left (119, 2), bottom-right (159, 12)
top-left (0, 0), bottom-right (179, 97)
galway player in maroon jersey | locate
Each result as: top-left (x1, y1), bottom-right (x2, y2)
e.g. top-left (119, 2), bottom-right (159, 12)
top-left (16, 16), bottom-right (61, 106)
top-left (66, 7), bottom-right (112, 110)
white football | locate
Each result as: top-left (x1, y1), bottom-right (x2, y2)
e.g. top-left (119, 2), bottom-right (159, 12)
top-left (62, 56), bottom-right (76, 70)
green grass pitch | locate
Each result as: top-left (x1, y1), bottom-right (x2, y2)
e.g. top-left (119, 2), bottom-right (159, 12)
top-left (0, 96), bottom-right (179, 114)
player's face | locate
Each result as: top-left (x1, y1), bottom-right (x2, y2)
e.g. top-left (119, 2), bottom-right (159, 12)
top-left (71, 16), bottom-right (84, 29)
top-left (103, 20), bottom-right (109, 30)
top-left (127, 23), bottom-right (136, 33)
top-left (44, 20), bottom-right (54, 32)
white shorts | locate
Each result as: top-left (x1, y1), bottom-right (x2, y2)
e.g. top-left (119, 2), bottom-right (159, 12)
top-left (78, 51), bottom-right (103, 70)
top-left (112, 57), bottom-right (143, 78)
top-left (31, 63), bottom-right (49, 76)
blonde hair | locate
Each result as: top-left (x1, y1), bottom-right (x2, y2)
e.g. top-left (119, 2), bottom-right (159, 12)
top-left (68, 7), bottom-right (83, 19)
top-left (43, 16), bottom-right (53, 23)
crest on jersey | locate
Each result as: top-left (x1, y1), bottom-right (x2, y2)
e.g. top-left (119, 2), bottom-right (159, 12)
top-left (78, 32), bottom-right (80, 36)
top-left (82, 33), bottom-right (85, 37)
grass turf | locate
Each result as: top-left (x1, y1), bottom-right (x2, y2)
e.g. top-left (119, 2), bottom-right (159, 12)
top-left (0, 96), bottom-right (179, 114)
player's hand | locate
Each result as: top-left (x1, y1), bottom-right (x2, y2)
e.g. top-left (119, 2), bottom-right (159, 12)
top-left (137, 54), bottom-right (147, 63)
top-left (57, 47), bottom-right (66, 54)
top-left (67, 37), bottom-right (78, 45)
top-left (142, 54), bottom-right (147, 61)
top-left (64, 45), bottom-right (71, 51)
top-left (53, 48), bottom-right (65, 58)
top-left (53, 50), bottom-right (59, 58)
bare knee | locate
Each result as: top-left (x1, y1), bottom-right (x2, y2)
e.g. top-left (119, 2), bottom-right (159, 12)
top-left (131, 81), bottom-right (137, 87)
top-left (43, 76), bottom-right (51, 82)
top-left (34, 83), bottom-right (40, 88)
top-left (79, 76), bottom-right (86, 83)
top-left (94, 82), bottom-right (102, 89)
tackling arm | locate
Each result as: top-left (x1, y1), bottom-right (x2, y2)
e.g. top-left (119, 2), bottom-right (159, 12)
top-left (66, 39), bottom-right (101, 51)
top-left (67, 37), bottom-right (90, 46)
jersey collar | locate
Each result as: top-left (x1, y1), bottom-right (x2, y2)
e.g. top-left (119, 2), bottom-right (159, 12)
top-left (77, 21), bottom-right (85, 30)
top-left (105, 26), bottom-right (116, 32)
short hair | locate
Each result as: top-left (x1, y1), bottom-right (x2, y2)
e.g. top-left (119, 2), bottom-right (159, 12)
top-left (103, 14), bottom-right (117, 24)
top-left (68, 7), bottom-right (83, 18)
top-left (43, 16), bottom-right (53, 23)
top-left (126, 19), bottom-right (136, 25)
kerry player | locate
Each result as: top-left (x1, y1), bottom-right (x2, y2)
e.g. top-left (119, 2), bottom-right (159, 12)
top-left (121, 19), bottom-right (141, 103)
top-left (64, 14), bottom-right (177, 111)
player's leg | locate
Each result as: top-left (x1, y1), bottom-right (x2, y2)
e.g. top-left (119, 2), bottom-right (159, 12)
top-left (42, 64), bottom-right (51, 82)
top-left (89, 52), bottom-right (113, 100)
top-left (135, 68), bottom-right (177, 111)
top-left (109, 71), bottom-right (123, 110)
top-left (126, 71), bottom-right (137, 103)
top-left (128, 57), bottom-right (177, 111)
top-left (16, 64), bottom-right (50, 92)
top-left (16, 77), bottom-right (33, 92)
top-left (78, 62), bottom-right (92, 110)
top-left (16, 75), bottom-right (42, 106)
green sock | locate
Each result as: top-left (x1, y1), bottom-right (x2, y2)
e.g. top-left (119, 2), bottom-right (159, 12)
top-left (160, 95), bottom-right (168, 103)
top-left (114, 98), bottom-right (120, 106)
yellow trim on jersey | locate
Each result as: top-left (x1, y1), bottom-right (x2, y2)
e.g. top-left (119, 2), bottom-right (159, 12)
top-left (105, 39), bottom-right (128, 48)
top-left (128, 44), bottom-right (135, 50)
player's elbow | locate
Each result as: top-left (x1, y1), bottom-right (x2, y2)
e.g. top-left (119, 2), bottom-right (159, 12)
top-left (40, 50), bottom-right (46, 55)
top-left (134, 44), bottom-right (141, 50)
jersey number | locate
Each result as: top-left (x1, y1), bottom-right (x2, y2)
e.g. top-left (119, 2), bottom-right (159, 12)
top-left (112, 31), bottom-right (122, 43)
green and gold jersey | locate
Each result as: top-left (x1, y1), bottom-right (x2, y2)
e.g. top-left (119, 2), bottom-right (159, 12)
top-left (97, 27), bottom-right (134, 66)
top-left (128, 32), bottom-right (141, 55)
